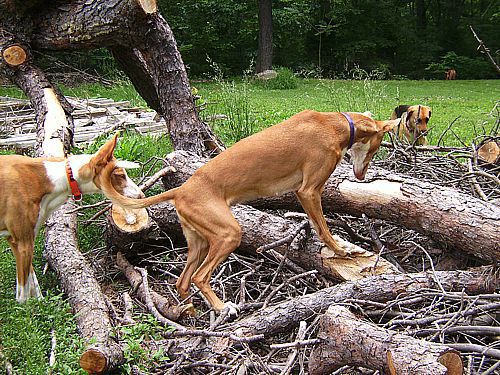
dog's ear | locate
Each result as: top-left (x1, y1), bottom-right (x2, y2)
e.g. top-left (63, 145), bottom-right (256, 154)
top-left (378, 118), bottom-right (400, 133)
top-left (89, 133), bottom-right (119, 173)
top-left (95, 133), bottom-right (119, 161)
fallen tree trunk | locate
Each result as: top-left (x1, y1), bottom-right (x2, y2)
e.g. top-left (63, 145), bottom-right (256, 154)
top-left (154, 152), bottom-right (500, 262)
top-left (309, 305), bottom-right (463, 375)
top-left (18, 66), bottom-right (124, 372)
top-left (230, 268), bottom-right (497, 338)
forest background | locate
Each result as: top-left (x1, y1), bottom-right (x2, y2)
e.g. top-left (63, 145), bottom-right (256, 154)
top-left (37, 0), bottom-right (500, 80)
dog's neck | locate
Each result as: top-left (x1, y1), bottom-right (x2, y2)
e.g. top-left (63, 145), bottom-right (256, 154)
top-left (43, 155), bottom-right (98, 196)
top-left (340, 112), bottom-right (356, 150)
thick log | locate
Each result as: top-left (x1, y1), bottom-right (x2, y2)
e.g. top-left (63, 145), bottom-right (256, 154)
top-left (11, 44), bottom-right (125, 374)
top-left (251, 165), bottom-right (500, 262)
top-left (44, 213), bottom-right (124, 374)
top-left (30, 0), bottom-right (155, 50)
top-left (309, 305), bottom-right (463, 375)
top-left (144, 151), bottom-right (500, 262)
top-left (230, 268), bottom-right (497, 338)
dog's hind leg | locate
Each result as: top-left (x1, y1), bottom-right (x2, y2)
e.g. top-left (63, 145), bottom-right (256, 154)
top-left (181, 201), bottom-right (242, 314)
top-left (175, 218), bottom-right (209, 315)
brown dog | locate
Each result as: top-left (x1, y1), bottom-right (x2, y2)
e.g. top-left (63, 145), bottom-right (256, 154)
top-left (390, 105), bottom-right (431, 145)
top-left (0, 134), bottom-right (143, 302)
top-left (102, 110), bottom-right (400, 315)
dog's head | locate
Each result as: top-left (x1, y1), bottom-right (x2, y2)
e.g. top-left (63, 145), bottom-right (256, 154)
top-left (349, 114), bottom-right (400, 180)
top-left (406, 105), bottom-right (431, 135)
top-left (72, 133), bottom-right (144, 199)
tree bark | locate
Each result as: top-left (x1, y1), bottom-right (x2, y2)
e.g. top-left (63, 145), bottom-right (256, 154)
top-left (309, 305), bottom-right (462, 375)
top-left (124, 151), bottom-right (499, 263)
top-left (249, 163), bottom-right (500, 262)
top-left (230, 268), bottom-right (497, 338)
top-left (109, 14), bottom-right (224, 156)
top-left (256, 0), bottom-right (273, 73)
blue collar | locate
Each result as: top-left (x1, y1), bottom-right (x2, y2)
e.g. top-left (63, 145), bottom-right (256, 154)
top-left (340, 112), bottom-right (355, 150)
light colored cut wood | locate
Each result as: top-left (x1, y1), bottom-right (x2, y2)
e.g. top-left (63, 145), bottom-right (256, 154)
top-left (2, 44), bottom-right (27, 66)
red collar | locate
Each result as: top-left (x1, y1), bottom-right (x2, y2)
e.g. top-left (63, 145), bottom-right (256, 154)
top-left (65, 161), bottom-right (83, 201)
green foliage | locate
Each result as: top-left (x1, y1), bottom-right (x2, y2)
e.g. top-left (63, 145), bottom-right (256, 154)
top-left (199, 63), bottom-right (259, 145)
top-left (156, 0), bottom-right (499, 79)
top-left (425, 52), bottom-right (498, 79)
top-left (254, 67), bottom-right (299, 90)
top-left (0, 240), bottom-right (86, 375)
top-left (120, 314), bottom-right (172, 373)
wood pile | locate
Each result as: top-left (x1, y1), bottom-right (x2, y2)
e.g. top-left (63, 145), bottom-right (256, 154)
top-left (0, 96), bottom-right (166, 150)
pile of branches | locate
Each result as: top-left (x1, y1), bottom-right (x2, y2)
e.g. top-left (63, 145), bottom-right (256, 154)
top-left (74, 126), bottom-right (500, 374)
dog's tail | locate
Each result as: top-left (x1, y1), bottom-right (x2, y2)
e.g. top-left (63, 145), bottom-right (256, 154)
top-left (100, 162), bottom-right (177, 209)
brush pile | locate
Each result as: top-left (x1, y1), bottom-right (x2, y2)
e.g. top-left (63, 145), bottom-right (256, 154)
top-left (93, 112), bottom-right (499, 374)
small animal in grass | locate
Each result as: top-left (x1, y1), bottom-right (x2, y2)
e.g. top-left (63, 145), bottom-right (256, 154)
top-left (0, 134), bottom-right (143, 303)
top-left (390, 105), bottom-right (431, 145)
top-left (445, 69), bottom-right (457, 80)
top-left (101, 110), bottom-right (400, 316)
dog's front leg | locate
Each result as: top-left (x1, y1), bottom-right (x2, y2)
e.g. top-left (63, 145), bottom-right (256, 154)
top-left (9, 238), bottom-right (41, 302)
top-left (296, 188), bottom-right (349, 257)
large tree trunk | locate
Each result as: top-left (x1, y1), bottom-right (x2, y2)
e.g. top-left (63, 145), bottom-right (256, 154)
top-left (256, 0), bottom-right (273, 74)
top-left (25, 0), bottom-right (222, 156)
top-left (309, 305), bottom-right (462, 375)
top-left (15, 63), bottom-right (124, 373)
top-left (115, 151), bottom-right (500, 263)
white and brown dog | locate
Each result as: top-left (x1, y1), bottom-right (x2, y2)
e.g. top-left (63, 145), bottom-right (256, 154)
top-left (0, 134), bottom-right (143, 303)
top-left (102, 110), bottom-right (400, 315)
top-left (391, 105), bottom-right (431, 145)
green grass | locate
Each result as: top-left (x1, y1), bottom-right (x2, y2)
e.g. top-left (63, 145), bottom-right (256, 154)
top-left (195, 78), bottom-right (499, 146)
top-left (0, 78), bottom-right (498, 373)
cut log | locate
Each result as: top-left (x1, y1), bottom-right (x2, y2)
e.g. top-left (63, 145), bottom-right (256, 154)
top-left (230, 268), bottom-right (497, 338)
top-left (309, 305), bottom-right (463, 375)
top-left (134, 151), bottom-right (499, 263)
top-left (1, 44), bottom-right (28, 66)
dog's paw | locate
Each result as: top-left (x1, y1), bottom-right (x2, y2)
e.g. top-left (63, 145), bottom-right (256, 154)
top-left (223, 301), bottom-right (240, 317)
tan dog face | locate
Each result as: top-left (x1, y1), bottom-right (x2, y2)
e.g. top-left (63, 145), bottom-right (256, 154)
top-left (76, 134), bottom-right (144, 199)
top-left (407, 105), bottom-right (431, 135)
top-left (350, 117), bottom-right (400, 180)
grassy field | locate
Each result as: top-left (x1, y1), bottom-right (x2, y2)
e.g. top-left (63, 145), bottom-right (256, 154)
top-left (0, 78), bottom-right (498, 374)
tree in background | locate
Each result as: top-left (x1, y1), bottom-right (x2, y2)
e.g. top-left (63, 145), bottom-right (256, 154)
top-left (49, 0), bottom-right (499, 79)
top-left (256, 0), bottom-right (273, 73)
